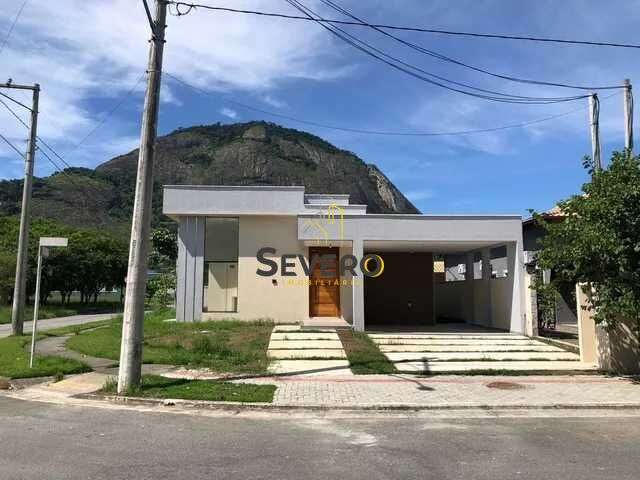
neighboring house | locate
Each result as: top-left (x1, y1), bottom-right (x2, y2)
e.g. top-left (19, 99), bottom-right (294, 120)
top-left (521, 207), bottom-right (578, 332)
top-left (163, 185), bottom-right (527, 333)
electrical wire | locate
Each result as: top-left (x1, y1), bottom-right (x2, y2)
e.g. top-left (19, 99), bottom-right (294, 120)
top-left (0, 0), bottom-right (29, 56)
top-left (317, 0), bottom-right (622, 92)
top-left (69, 72), bottom-right (147, 153)
top-left (0, 90), bottom-right (32, 111)
top-left (0, 132), bottom-right (25, 158)
top-left (0, 130), bottom-right (70, 178)
top-left (165, 72), bottom-right (618, 137)
top-left (167, 2), bottom-right (640, 50)
top-left (283, 0), bottom-right (587, 104)
top-left (0, 94), bottom-right (73, 170)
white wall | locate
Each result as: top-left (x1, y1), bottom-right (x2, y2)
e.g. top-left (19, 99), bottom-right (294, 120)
top-left (490, 278), bottom-right (511, 330)
top-left (202, 216), bottom-right (309, 324)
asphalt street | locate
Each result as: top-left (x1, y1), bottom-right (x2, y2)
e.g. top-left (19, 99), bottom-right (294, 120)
top-left (1, 396), bottom-right (639, 480)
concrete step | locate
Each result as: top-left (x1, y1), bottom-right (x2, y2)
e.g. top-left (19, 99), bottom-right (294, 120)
top-left (378, 344), bottom-right (566, 353)
top-left (372, 339), bottom-right (541, 346)
top-left (268, 340), bottom-right (344, 350)
top-left (393, 360), bottom-right (598, 374)
top-left (270, 332), bottom-right (340, 341)
top-left (385, 351), bottom-right (580, 362)
top-left (302, 317), bottom-right (350, 329)
top-left (368, 334), bottom-right (530, 340)
top-left (268, 349), bottom-right (347, 359)
top-left (268, 360), bottom-right (353, 376)
top-left (273, 325), bottom-right (302, 332)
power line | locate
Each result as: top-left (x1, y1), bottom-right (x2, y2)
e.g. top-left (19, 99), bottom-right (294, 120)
top-left (0, 93), bottom-right (88, 181)
top-left (0, 94), bottom-right (30, 129)
top-left (282, 0), bottom-right (587, 104)
top-left (0, 0), bottom-right (29, 56)
top-left (167, 2), bottom-right (640, 50)
top-left (0, 93), bottom-right (74, 170)
top-left (1, 130), bottom-right (68, 177)
top-left (0, 132), bottom-right (25, 158)
top-left (165, 72), bottom-right (617, 137)
top-left (69, 71), bottom-right (147, 153)
top-left (317, 0), bottom-right (622, 92)
top-left (0, 90), bottom-right (32, 111)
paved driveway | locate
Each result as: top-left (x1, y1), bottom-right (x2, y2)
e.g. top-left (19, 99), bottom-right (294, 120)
top-left (0, 313), bottom-right (118, 338)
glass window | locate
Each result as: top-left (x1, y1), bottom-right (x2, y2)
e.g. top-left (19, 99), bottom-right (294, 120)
top-left (203, 218), bottom-right (239, 313)
top-left (205, 217), bottom-right (238, 262)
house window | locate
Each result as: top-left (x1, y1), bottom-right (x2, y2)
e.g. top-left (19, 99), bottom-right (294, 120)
top-left (203, 217), bottom-right (239, 313)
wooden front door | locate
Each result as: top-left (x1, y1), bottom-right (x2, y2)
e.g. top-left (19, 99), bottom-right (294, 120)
top-left (309, 247), bottom-right (341, 317)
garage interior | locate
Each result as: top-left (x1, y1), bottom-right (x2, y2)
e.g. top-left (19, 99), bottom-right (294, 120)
top-left (363, 242), bottom-right (517, 332)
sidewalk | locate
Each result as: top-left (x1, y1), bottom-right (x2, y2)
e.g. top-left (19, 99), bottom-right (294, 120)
top-left (6, 371), bottom-right (640, 411)
top-left (246, 374), bottom-right (640, 409)
top-left (0, 313), bottom-right (118, 338)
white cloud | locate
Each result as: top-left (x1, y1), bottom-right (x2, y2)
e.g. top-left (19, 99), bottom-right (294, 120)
top-left (220, 107), bottom-right (238, 120)
top-left (262, 95), bottom-right (287, 109)
top-left (405, 189), bottom-right (435, 202)
top-left (0, 0), bottom-right (352, 172)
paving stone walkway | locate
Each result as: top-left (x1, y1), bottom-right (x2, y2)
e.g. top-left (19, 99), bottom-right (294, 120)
top-left (243, 374), bottom-right (640, 408)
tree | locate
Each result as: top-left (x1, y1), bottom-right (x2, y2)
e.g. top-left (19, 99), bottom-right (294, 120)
top-left (535, 152), bottom-right (640, 328)
top-left (149, 227), bottom-right (177, 271)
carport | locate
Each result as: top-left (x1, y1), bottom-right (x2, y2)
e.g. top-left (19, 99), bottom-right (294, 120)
top-left (363, 241), bottom-right (519, 331)
top-left (297, 213), bottom-right (527, 334)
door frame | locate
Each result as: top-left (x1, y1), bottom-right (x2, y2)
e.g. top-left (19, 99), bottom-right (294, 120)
top-left (308, 246), bottom-right (341, 317)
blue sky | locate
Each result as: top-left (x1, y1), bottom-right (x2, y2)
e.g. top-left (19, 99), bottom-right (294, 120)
top-left (1, 0), bottom-right (639, 215)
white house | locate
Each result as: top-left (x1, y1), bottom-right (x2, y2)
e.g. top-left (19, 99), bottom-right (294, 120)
top-left (163, 185), bottom-right (528, 333)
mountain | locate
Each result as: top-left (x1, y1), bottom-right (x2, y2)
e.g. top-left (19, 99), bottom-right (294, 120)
top-left (0, 122), bottom-right (419, 236)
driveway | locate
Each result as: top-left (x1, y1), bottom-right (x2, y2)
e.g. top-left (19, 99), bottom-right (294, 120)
top-left (0, 313), bottom-right (118, 338)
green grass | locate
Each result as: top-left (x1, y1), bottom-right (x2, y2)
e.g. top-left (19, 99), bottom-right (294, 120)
top-left (66, 309), bottom-right (274, 374)
top-left (337, 330), bottom-right (397, 374)
top-left (0, 335), bottom-right (90, 379)
top-left (0, 301), bottom-right (123, 325)
top-left (102, 374), bottom-right (276, 403)
top-left (43, 319), bottom-right (115, 337)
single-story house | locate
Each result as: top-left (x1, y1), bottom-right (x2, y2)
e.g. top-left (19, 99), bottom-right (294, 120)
top-left (163, 185), bottom-right (528, 333)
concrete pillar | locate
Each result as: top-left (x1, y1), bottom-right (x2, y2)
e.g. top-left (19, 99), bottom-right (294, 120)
top-left (576, 283), bottom-right (598, 364)
top-left (464, 252), bottom-right (475, 323)
top-left (175, 216), bottom-right (204, 322)
top-left (506, 242), bottom-right (526, 334)
top-left (481, 247), bottom-right (492, 327)
top-left (352, 239), bottom-right (365, 331)
top-left (524, 270), bottom-right (539, 337)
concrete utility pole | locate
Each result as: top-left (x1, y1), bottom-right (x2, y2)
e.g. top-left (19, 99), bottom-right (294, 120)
top-left (588, 92), bottom-right (602, 172)
top-left (1, 82), bottom-right (40, 336)
top-left (623, 79), bottom-right (633, 153)
top-left (118, 0), bottom-right (168, 393)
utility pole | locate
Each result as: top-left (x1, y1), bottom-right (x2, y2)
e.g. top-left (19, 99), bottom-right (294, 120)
top-left (588, 92), bottom-right (602, 172)
top-left (1, 82), bottom-right (40, 336)
top-left (623, 79), bottom-right (633, 153)
top-left (117, 0), bottom-right (167, 394)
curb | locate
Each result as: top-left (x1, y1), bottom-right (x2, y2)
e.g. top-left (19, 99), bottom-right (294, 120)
top-left (76, 393), bottom-right (640, 413)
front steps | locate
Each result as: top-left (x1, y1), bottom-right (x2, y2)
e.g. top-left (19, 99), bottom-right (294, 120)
top-left (368, 332), bottom-right (598, 374)
top-left (267, 325), bottom-right (352, 376)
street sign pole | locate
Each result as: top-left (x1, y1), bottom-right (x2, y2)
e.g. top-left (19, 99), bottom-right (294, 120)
top-left (29, 237), bottom-right (68, 368)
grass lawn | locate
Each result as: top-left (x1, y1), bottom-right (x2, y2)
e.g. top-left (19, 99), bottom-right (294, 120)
top-left (102, 375), bottom-right (276, 403)
top-left (0, 301), bottom-right (123, 325)
top-left (0, 335), bottom-right (90, 379)
top-left (67, 309), bottom-right (274, 374)
top-left (337, 329), bottom-right (397, 374)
